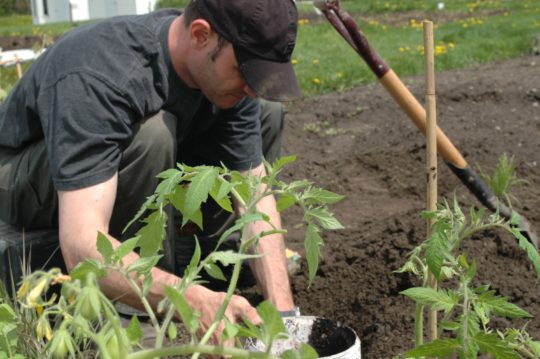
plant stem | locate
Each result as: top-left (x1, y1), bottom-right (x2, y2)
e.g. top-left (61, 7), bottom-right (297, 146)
top-left (460, 280), bottom-right (470, 357)
top-left (511, 343), bottom-right (537, 358)
top-left (155, 296), bottom-right (177, 348)
top-left (193, 249), bottom-right (244, 357)
top-left (127, 344), bottom-right (278, 359)
top-left (415, 303), bottom-right (424, 347)
top-left (125, 273), bottom-right (160, 331)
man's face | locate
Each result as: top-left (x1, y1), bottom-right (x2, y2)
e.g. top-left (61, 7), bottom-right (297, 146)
top-left (192, 39), bottom-right (257, 109)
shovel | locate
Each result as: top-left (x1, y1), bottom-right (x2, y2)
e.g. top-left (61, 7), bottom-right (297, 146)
top-left (312, 0), bottom-right (539, 248)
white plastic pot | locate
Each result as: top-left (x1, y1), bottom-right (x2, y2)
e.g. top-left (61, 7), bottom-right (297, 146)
top-left (245, 316), bottom-right (361, 358)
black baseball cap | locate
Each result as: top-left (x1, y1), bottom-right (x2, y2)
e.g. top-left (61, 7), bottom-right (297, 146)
top-left (193, 0), bottom-right (302, 101)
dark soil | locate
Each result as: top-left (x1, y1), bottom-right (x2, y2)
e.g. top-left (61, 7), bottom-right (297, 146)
top-left (308, 318), bottom-right (357, 356)
top-left (274, 55), bottom-right (540, 357)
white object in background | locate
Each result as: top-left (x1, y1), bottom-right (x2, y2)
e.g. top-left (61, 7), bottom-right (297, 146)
top-left (438, 2), bottom-right (445, 10)
top-left (0, 49), bottom-right (39, 67)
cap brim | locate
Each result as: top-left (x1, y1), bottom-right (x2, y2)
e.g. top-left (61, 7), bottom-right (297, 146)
top-left (235, 48), bottom-right (302, 102)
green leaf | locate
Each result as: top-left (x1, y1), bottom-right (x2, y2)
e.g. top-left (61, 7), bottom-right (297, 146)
top-left (136, 210), bottom-right (167, 257)
top-left (272, 155), bottom-right (297, 173)
top-left (307, 207), bottom-right (344, 230)
top-left (466, 259), bottom-right (477, 281)
top-left (400, 287), bottom-right (457, 313)
top-left (230, 171), bottom-right (250, 204)
top-left (0, 304), bottom-right (16, 323)
top-left (458, 311), bottom-right (481, 340)
top-left (305, 224), bottom-right (323, 284)
top-left (458, 253), bottom-right (469, 269)
top-left (404, 339), bottom-right (461, 357)
top-left (183, 167), bottom-right (219, 225)
top-left (123, 193), bottom-right (157, 233)
top-left (257, 301), bottom-right (287, 344)
top-left (126, 316), bottom-right (144, 344)
top-left (169, 184), bottom-right (187, 215)
top-left (113, 238), bottom-right (139, 261)
top-left (480, 295), bottom-right (531, 319)
top-left (474, 332), bottom-right (520, 359)
top-left (70, 259), bottom-right (107, 280)
top-left (126, 256), bottom-right (162, 275)
top-left (512, 227), bottom-right (540, 278)
top-left (216, 212), bottom-right (267, 248)
top-left (164, 286), bottom-right (199, 334)
top-left (425, 232), bottom-right (447, 279)
top-left (155, 168), bottom-right (184, 202)
top-left (209, 180), bottom-right (233, 212)
top-left (142, 274), bottom-right (153, 297)
top-left (288, 180), bottom-right (312, 191)
top-left (210, 251), bottom-right (261, 267)
top-left (187, 237), bottom-right (202, 274)
top-left (236, 317), bottom-right (261, 339)
top-left (276, 193), bottom-right (296, 212)
top-left (96, 232), bottom-right (114, 264)
top-left (526, 340), bottom-right (540, 356)
top-left (303, 187), bottom-right (345, 205)
top-left (168, 323), bottom-right (178, 341)
top-left (204, 263), bottom-right (227, 281)
top-left (440, 320), bottom-right (460, 331)
top-left (281, 344), bottom-right (318, 359)
top-left (222, 317), bottom-right (239, 341)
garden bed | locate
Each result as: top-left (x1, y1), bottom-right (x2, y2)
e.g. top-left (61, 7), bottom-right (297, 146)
top-left (249, 55), bottom-right (540, 357)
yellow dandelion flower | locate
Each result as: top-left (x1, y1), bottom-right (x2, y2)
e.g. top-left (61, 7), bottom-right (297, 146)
top-left (312, 78), bottom-right (321, 85)
top-left (292, 59), bottom-right (298, 65)
top-left (312, 59), bottom-right (319, 65)
top-left (435, 45), bottom-right (447, 55)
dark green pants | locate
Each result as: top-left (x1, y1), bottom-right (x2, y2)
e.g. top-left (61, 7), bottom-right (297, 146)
top-left (0, 99), bottom-right (284, 275)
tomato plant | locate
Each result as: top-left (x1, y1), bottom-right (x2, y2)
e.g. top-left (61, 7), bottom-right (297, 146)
top-left (10, 156), bottom-right (342, 358)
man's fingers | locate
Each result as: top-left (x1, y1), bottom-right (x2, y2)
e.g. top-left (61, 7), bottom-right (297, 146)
top-left (230, 295), bottom-right (261, 325)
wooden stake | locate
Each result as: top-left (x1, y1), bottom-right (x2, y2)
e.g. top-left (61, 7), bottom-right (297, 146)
top-left (423, 20), bottom-right (438, 345)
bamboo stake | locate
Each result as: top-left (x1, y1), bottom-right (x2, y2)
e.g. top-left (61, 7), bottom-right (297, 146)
top-left (423, 20), bottom-right (438, 345)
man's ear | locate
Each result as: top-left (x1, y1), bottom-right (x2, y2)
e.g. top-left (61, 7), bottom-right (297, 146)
top-left (189, 19), bottom-right (213, 48)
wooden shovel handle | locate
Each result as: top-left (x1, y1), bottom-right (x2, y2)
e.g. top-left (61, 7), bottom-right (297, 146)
top-left (380, 70), bottom-right (468, 168)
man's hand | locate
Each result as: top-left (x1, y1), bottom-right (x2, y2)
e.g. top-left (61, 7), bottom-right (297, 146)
top-left (186, 285), bottom-right (260, 346)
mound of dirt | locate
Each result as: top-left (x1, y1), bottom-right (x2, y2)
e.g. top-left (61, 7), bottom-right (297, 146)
top-left (275, 55), bottom-right (540, 357)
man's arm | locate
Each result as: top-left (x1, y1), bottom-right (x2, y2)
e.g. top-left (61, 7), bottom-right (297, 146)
top-left (239, 163), bottom-right (295, 312)
top-left (58, 172), bottom-right (259, 343)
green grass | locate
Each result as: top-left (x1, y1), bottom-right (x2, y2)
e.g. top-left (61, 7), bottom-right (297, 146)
top-left (0, 14), bottom-right (89, 37)
top-left (297, 0), bottom-right (538, 14)
top-left (294, 1), bottom-right (540, 96)
top-left (1, 1), bottom-right (539, 99)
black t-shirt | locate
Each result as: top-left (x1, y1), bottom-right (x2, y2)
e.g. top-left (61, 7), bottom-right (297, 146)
top-left (0, 9), bottom-right (262, 191)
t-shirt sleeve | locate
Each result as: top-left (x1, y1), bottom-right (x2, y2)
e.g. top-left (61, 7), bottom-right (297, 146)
top-left (38, 73), bottom-right (136, 191)
top-left (191, 97), bottom-right (263, 171)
